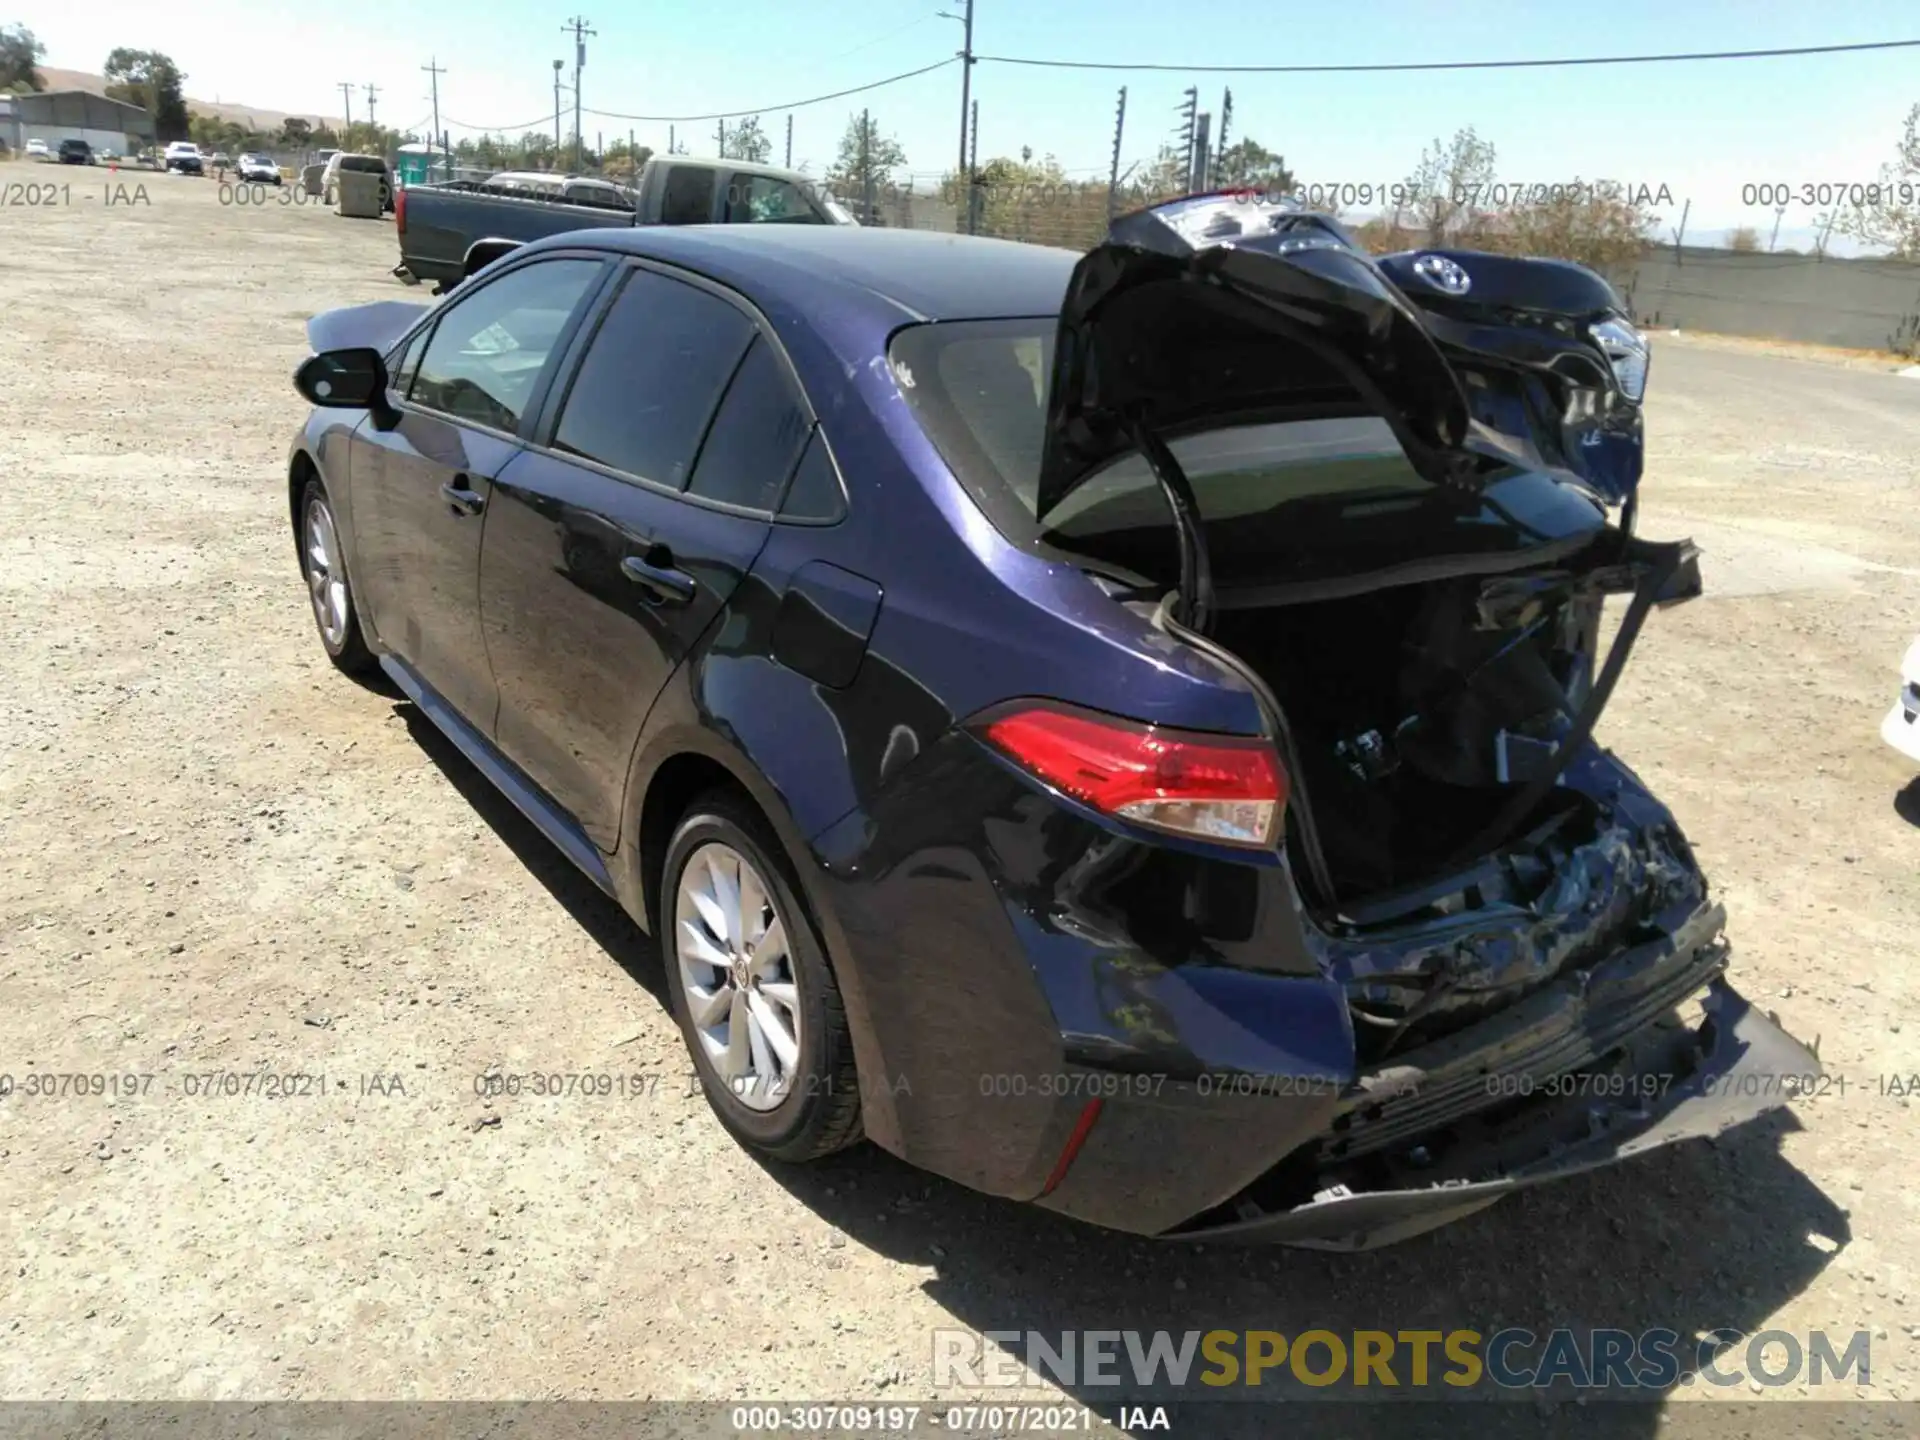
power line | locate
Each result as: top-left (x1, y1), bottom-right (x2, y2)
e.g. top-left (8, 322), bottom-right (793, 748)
top-left (974, 36), bottom-right (1920, 74)
top-left (443, 56), bottom-right (957, 133)
top-left (586, 55), bottom-right (956, 121)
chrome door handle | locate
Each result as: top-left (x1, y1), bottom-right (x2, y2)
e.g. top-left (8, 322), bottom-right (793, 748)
top-left (620, 551), bottom-right (695, 606)
top-left (440, 479), bottom-right (485, 517)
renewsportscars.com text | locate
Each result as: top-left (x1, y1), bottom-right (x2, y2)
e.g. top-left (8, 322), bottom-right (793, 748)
top-left (932, 1327), bottom-right (1872, 1391)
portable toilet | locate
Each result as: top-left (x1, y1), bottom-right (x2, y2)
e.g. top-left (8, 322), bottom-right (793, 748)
top-left (394, 143), bottom-right (452, 187)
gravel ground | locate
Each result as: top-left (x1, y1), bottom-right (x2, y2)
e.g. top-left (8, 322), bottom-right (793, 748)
top-left (1, 164), bottom-right (1917, 1426)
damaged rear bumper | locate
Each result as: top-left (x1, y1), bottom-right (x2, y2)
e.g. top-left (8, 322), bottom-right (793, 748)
top-left (1170, 980), bottom-right (1815, 1249)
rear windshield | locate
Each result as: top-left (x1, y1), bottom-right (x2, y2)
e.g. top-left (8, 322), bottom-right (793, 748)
top-left (887, 318), bottom-right (1427, 577)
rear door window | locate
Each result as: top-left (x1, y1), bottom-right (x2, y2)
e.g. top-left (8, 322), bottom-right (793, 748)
top-left (408, 258), bottom-right (603, 433)
top-left (548, 267), bottom-right (755, 487)
top-left (777, 431), bottom-right (847, 523)
top-left (685, 338), bottom-right (812, 510)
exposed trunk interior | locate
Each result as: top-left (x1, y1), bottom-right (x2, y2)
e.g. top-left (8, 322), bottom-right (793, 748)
top-left (1211, 573), bottom-right (1597, 904)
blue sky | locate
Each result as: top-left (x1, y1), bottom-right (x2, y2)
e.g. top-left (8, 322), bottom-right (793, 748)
top-left (23, 0), bottom-right (1920, 241)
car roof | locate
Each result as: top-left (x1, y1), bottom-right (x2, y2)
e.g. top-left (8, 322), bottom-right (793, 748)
top-left (529, 225), bottom-right (1077, 329)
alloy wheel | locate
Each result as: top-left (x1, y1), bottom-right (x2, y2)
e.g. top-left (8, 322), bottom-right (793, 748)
top-left (303, 495), bottom-right (351, 650)
top-left (674, 841), bottom-right (803, 1112)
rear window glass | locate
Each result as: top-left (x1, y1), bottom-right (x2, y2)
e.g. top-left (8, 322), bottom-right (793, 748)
top-left (660, 165), bottom-right (717, 224)
top-left (888, 317), bottom-right (1423, 567)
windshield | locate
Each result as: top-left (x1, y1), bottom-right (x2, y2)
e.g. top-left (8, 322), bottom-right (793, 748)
top-left (888, 317), bottom-right (1437, 580)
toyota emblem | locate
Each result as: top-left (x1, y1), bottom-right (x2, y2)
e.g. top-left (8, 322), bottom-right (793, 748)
top-left (1412, 253), bottom-right (1473, 296)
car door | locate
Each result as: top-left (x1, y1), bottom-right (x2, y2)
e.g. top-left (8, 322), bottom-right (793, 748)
top-left (479, 262), bottom-right (813, 848)
top-left (347, 254), bottom-right (606, 728)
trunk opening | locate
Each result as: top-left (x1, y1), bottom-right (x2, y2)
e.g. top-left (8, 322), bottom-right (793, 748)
top-left (1211, 574), bottom-right (1598, 903)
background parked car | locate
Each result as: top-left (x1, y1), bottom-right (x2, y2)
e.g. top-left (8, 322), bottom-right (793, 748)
top-left (164, 141), bottom-right (204, 175)
top-left (25, 138), bottom-right (49, 160)
top-left (57, 139), bottom-right (94, 166)
top-left (322, 152), bottom-right (394, 213)
top-left (237, 154), bottom-right (281, 185)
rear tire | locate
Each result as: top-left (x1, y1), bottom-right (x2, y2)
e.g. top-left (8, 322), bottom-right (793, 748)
top-left (297, 478), bottom-right (377, 676)
top-left (661, 790), bottom-right (863, 1163)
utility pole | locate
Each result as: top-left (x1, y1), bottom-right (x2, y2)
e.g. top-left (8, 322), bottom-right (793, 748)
top-left (967, 98), bottom-right (979, 234)
top-left (1215, 87), bottom-right (1232, 187)
top-left (785, 113), bottom-right (793, 168)
top-left (564, 15), bottom-right (596, 173)
top-left (958, 0), bottom-right (974, 182)
top-left (1176, 88), bottom-right (1198, 195)
top-left (552, 60), bottom-right (564, 153)
top-left (1190, 112), bottom-right (1211, 195)
top-left (364, 83), bottom-right (380, 133)
top-left (1107, 86), bottom-right (1127, 217)
top-left (1768, 202), bottom-right (1787, 252)
top-left (859, 107), bottom-right (874, 225)
top-left (937, 0), bottom-right (975, 213)
top-left (338, 82), bottom-right (354, 142)
top-left (717, 119), bottom-right (726, 157)
top-left (422, 59), bottom-right (446, 179)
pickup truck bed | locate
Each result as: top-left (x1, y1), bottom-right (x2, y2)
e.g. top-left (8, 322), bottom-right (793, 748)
top-left (395, 157), bottom-right (853, 291)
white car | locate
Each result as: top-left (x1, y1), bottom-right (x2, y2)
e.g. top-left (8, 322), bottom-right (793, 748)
top-left (25, 138), bottom-right (49, 160)
top-left (164, 141), bottom-right (205, 175)
top-left (236, 153), bottom-right (281, 185)
top-left (1883, 637), bottom-right (1920, 763)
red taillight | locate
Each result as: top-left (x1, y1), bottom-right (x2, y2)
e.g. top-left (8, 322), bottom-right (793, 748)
top-left (394, 185), bottom-right (407, 234)
top-left (976, 702), bottom-right (1287, 849)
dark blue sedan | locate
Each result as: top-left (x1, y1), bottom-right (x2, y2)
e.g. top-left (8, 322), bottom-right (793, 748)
top-left (286, 198), bottom-right (1816, 1248)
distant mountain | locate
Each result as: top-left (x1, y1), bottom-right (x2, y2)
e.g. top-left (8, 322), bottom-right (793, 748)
top-left (31, 65), bottom-right (343, 133)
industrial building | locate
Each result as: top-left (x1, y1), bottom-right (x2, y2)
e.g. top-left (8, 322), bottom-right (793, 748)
top-left (0, 90), bottom-right (155, 156)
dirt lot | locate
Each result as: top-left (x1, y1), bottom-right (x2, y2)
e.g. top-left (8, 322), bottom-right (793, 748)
top-left (1, 162), bottom-right (1918, 1424)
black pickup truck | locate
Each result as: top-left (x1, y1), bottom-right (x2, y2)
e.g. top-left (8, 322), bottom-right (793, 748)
top-left (394, 155), bottom-right (857, 292)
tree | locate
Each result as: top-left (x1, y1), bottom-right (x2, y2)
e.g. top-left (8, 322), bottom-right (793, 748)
top-left (279, 117), bottom-right (312, 149)
top-left (720, 115), bottom-right (770, 165)
top-left (1124, 143), bottom-right (1192, 206)
top-left (1498, 184), bottom-right (1659, 269)
top-left (1213, 137), bottom-right (1294, 194)
top-left (103, 48), bottom-right (190, 141)
top-left (1, 23), bottom-right (45, 91)
top-left (827, 111), bottom-right (906, 217)
top-left (1725, 225), bottom-right (1761, 252)
top-left (1834, 102), bottom-right (1920, 257)
top-left (1400, 125), bottom-right (1497, 246)
top-left (597, 137), bottom-right (653, 181)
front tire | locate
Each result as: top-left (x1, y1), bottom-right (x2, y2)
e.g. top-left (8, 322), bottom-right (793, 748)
top-left (662, 791), bottom-right (863, 1163)
top-left (298, 478), bottom-right (376, 676)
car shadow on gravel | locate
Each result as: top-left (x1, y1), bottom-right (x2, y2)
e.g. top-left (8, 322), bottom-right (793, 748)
top-left (392, 702), bottom-right (1850, 1438)
top-left (760, 1110), bottom-right (1847, 1435)
top-left (395, 704), bottom-right (667, 1004)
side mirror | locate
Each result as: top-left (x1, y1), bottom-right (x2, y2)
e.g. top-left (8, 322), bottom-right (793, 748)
top-left (294, 347), bottom-right (400, 427)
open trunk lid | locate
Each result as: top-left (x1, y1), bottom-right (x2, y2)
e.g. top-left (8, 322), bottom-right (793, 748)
top-left (1036, 193), bottom-right (1649, 521)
